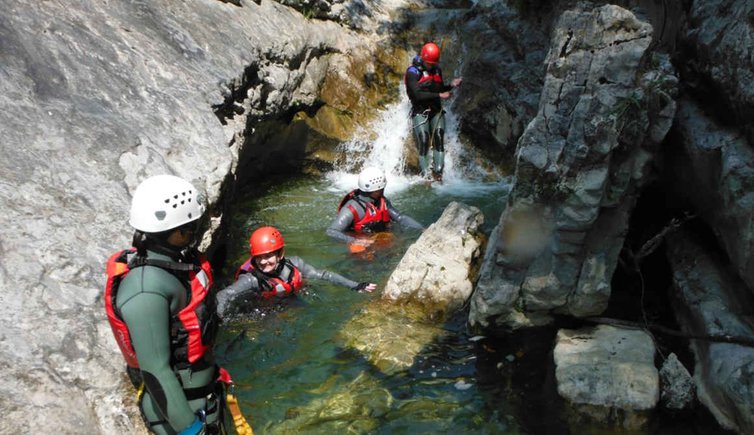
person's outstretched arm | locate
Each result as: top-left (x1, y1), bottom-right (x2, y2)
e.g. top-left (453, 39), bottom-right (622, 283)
top-left (215, 273), bottom-right (258, 318)
top-left (386, 199), bottom-right (425, 230)
top-left (326, 206), bottom-right (360, 244)
top-left (289, 256), bottom-right (376, 292)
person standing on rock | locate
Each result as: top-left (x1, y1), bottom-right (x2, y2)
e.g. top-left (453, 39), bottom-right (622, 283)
top-left (104, 175), bottom-right (231, 435)
top-left (405, 41), bottom-right (463, 181)
top-left (216, 225), bottom-right (376, 318)
top-left (326, 167), bottom-right (425, 251)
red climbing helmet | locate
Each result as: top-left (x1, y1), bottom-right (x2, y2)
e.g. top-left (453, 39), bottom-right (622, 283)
top-left (249, 226), bottom-right (285, 257)
top-left (420, 42), bottom-right (441, 65)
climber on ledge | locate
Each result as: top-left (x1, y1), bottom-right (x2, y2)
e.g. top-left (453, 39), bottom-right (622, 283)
top-left (216, 225), bottom-right (376, 318)
top-left (405, 41), bottom-right (463, 181)
top-left (326, 166), bottom-right (425, 251)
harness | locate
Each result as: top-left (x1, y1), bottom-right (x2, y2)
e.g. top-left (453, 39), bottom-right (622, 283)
top-left (104, 248), bottom-right (218, 369)
top-left (338, 190), bottom-right (391, 233)
top-left (235, 258), bottom-right (303, 299)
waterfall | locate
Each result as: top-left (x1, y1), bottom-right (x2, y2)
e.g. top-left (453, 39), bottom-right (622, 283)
top-left (326, 72), bottom-right (500, 197)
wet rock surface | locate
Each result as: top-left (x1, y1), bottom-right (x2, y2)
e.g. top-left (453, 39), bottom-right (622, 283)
top-left (0, 0), bottom-right (402, 432)
top-left (470, 4), bottom-right (678, 330)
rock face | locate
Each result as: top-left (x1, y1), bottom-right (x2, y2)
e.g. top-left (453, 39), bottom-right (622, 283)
top-left (679, 1), bottom-right (754, 146)
top-left (383, 201), bottom-right (484, 315)
top-left (0, 1), bottom-right (400, 433)
top-left (666, 230), bottom-right (754, 434)
top-left (668, 98), bottom-right (754, 295)
top-left (454, 0), bottom-right (550, 158)
top-left (469, 4), bottom-right (678, 329)
top-left (554, 325), bottom-right (659, 430)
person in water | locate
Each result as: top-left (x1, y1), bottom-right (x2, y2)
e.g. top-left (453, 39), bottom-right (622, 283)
top-left (216, 225), bottom-right (377, 318)
top-left (104, 174), bottom-right (227, 435)
top-left (326, 167), bottom-right (425, 250)
top-left (404, 41), bottom-right (463, 181)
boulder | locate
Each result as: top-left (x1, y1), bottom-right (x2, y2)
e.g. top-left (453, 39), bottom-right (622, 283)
top-left (383, 201), bottom-right (484, 315)
top-left (554, 325), bottom-right (659, 430)
top-left (343, 202), bottom-right (484, 374)
top-left (659, 353), bottom-right (695, 411)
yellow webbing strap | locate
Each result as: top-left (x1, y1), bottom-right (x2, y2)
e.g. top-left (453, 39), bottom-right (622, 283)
top-left (226, 392), bottom-right (253, 435)
top-left (136, 382), bottom-right (145, 400)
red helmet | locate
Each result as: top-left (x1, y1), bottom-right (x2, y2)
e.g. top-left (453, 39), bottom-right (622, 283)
top-left (249, 226), bottom-right (285, 257)
top-left (420, 42), bottom-right (440, 65)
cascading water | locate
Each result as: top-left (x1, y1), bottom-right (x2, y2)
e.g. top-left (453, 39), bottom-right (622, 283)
top-left (325, 69), bottom-right (506, 198)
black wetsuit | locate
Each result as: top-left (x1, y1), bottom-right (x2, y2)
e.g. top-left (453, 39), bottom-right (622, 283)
top-left (404, 55), bottom-right (454, 176)
top-left (216, 256), bottom-right (362, 318)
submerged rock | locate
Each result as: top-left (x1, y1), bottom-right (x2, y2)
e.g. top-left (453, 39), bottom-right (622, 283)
top-left (554, 325), bottom-right (659, 430)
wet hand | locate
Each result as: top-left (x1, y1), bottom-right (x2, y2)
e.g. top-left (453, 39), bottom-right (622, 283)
top-left (353, 238), bottom-right (375, 247)
top-left (439, 91), bottom-right (452, 99)
top-left (352, 282), bottom-right (377, 293)
top-left (451, 77), bottom-right (463, 88)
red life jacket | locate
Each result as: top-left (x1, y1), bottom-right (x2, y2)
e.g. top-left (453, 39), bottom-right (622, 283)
top-left (338, 190), bottom-right (391, 233)
top-left (235, 258), bottom-right (303, 299)
top-left (104, 249), bottom-right (217, 368)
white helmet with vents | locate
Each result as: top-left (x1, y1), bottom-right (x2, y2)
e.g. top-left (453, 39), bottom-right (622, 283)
top-left (129, 175), bottom-right (205, 233)
top-left (358, 167), bottom-right (387, 192)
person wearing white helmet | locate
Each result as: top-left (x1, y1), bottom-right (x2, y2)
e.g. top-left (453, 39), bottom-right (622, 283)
top-left (326, 167), bottom-right (424, 249)
top-left (104, 174), bottom-right (228, 435)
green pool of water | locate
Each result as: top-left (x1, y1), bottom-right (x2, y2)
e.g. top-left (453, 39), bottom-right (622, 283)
top-left (215, 174), bottom-right (516, 433)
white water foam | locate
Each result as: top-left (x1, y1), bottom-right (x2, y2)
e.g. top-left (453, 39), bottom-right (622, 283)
top-left (326, 55), bottom-right (502, 196)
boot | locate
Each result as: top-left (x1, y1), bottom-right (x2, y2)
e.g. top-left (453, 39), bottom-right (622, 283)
top-left (432, 151), bottom-right (445, 179)
top-left (418, 155), bottom-right (430, 177)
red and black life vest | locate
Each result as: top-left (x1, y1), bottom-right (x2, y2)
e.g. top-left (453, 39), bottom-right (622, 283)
top-left (235, 258), bottom-right (303, 299)
top-left (338, 190), bottom-right (391, 233)
top-left (405, 55), bottom-right (445, 92)
top-left (104, 249), bottom-right (217, 369)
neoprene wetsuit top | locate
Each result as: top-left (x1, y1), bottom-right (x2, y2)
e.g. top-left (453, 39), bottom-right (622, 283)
top-left (404, 55), bottom-right (453, 115)
top-left (115, 247), bottom-right (220, 433)
top-left (216, 256), bottom-right (361, 318)
top-left (326, 191), bottom-right (424, 244)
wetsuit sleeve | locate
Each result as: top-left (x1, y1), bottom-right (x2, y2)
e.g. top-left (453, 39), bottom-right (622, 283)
top-left (386, 199), bottom-right (425, 230)
top-left (326, 205), bottom-right (359, 244)
top-left (405, 68), bottom-right (442, 105)
top-left (437, 67), bottom-right (453, 92)
top-left (215, 273), bottom-right (258, 318)
top-left (118, 275), bottom-right (196, 431)
top-left (289, 256), bottom-right (359, 289)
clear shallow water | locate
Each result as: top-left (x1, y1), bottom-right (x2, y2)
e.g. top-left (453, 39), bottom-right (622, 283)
top-left (215, 175), bottom-right (515, 434)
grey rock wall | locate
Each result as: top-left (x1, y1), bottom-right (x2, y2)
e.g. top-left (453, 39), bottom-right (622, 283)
top-left (469, 4), bottom-right (678, 329)
top-left (680, 0), bottom-right (754, 146)
top-left (666, 230), bottom-right (754, 435)
top-left (0, 0), bottom-right (395, 433)
top-left (668, 99), bottom-right (754, 296)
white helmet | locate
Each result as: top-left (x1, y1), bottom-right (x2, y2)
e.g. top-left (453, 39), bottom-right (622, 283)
top-left (358, 167), bottom-right (387, 192)
top-left (129, 175), bottom-right (205, 233)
